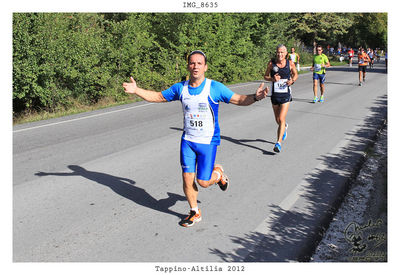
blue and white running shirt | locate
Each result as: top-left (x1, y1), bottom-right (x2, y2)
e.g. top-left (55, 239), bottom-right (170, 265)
top-left (162, 78), bottom-right (234, 145)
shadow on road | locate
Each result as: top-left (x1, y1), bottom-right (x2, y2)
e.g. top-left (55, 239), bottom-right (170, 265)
top-left (221, 136), bottom-right (276, 155)
top-left (291, 97), bottom-right (316, 104)
top-left (35, 165), bottom-right (187, 219)
top-left (209, 95), bottom-right (387, 262)
top-left (324, 81), bottom-right (359, 86)
top-left (326, 64), bottom-right (387, 74)
top-left (169, 127), bottom-right (276, 155)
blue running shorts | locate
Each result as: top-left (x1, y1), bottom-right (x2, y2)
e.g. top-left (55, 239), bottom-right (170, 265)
top-left (313, 72), bottom-right (326, 84)
top-left (180, 139), bottom-right (218, 181)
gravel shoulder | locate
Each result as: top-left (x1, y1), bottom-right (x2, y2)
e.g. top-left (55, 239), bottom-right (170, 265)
top-left (311, 121), bottom-right (387, 262)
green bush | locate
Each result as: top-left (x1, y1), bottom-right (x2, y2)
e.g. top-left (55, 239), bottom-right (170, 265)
top-left (13, 13), bottom-right (290, 115)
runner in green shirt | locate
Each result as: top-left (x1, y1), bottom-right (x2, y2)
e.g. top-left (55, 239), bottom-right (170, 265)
top-left (310, 45), bottom-right (331, 103)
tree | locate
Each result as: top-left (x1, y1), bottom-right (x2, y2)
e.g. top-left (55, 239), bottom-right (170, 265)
top-left (288, 13), bottom-right (353, 52)
top-left (341, 13), bottom-right (387, 49)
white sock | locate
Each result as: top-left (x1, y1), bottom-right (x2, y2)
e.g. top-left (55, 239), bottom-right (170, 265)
top-left (214, 171), bottom-right (221, 181)
top-left (191, 207), bottom-right (199, 213)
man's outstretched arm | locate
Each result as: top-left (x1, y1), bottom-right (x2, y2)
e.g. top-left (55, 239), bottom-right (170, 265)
top-left (123, 77), bottom-right (167, 103)
top-left (229, 83), bottom-right (269, 106)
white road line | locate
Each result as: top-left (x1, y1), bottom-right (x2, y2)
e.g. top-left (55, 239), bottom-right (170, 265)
top-left (228, 82), bottom-right (263, 89)
top-left (13, 103), bottom-right (155, 133)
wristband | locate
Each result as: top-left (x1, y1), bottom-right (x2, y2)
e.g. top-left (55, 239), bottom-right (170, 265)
top-left (253, 94), bottom-right (259, 102)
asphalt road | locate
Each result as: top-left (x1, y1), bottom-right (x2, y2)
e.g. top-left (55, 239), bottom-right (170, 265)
top-left (13, 62), bottom-right (387, 262)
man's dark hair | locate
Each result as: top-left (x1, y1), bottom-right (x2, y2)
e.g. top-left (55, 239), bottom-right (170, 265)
top-left (188, 50), bottom-right (207, 64)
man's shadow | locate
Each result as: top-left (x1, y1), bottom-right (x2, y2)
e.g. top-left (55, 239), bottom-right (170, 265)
top-left (169, 127), bottom-right (275, 155)
top-left (35, 165), bottom-right (188, 219)
top-left (220, 136), bottom-right (275, 155)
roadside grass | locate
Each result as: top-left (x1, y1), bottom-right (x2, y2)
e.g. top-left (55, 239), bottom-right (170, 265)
top-left (13, 95), bottom-right (142, 125)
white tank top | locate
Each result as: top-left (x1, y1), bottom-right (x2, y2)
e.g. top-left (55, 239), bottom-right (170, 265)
top-left (181, 79), bottom-right (215, 144)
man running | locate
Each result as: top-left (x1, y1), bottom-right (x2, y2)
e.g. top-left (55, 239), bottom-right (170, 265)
top-left (288, 47), bottom-right (300, 71)
top-left (123, 50), bottom-right (268, 227)
top-left (357, 48), bottom-right (371, 86)
top-left (264, 44), bottom-right (298, 153)
top-left (311, 45), bottom-right (330, 103)
top-left (385, 51), bottom-right (387, 69)
top-left (348, 47), bottom-right (354, 67)
top-left (367, 48), bottom-right (375, 69)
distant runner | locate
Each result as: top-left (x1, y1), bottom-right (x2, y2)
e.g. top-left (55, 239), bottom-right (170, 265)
top-left (311, 45), bottom-right (331, 103)
top-left (357, 48), bottom-right (371, 86)
top-left (348, 47), bottom-right (354, 67)
top-left (288, 47), bottom-right (301, 71)
top-left (264, 44), bottom-right (298, 153)
top-left (385, 51), bottom-right (387, 69)
top-left (367, 48), bottom-right (375, 69)
top-left (123, 50), bottom-right (268, 227)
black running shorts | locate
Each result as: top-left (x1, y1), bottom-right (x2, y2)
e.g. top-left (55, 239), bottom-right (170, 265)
top-left (271, 93), bottom-right (292, 105)
top-left (358, 66), bottom-right (367, 73)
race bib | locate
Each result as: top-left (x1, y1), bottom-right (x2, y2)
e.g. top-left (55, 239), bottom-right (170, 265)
top-left (273, 79), bottom-right (289, 93)
top-left (185, 112), bottom-right (205, 133)
top-left (315, 64), bottom-right (322, 72)
top-left (359, 58), bottom-right (364, 64)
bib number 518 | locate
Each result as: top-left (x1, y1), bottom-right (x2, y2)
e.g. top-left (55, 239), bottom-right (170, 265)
top-left (190, 120), bottom-right (203, 127)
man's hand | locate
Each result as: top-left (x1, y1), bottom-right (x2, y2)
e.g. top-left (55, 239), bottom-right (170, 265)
top-left (255, 83), bottom-right (269, 101)
top-left (122, 77), bottom-right (138, 94)
top-left (122, 76), bottom-right (167, 103)
top-left (286, 79), bottom-right (295, 86)
top-left (273, 74), bottom-right (281, 82)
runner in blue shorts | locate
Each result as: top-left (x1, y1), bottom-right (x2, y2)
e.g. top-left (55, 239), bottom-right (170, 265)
top-left (313, 72), bottom-right (326, 84)
top-left (311, 45), bottom-right (330, 103)
top-left (123, 50), bottom-right (268, 227)
top-left (180, 139), bottom-right (217, 180)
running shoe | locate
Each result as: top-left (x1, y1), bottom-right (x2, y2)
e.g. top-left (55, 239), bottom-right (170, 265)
top-left (319, 96), bottom-right (324, 103)
top-left (313, 96), bottom-right (318, 103)
top-left (359, 82), bottom-right (362, 86)
top-left (213, 164), bottom-right (229, 191)
top-left (282, 123), bottom-right (288, 141)
top-left (179, 209), bottom-right (202, 227)
top-left (274, 142), bottom-right (282, 153)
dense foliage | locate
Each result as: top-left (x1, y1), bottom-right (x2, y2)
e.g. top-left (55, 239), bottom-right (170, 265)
top-left (13, 13), bottom-right (387, 115)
